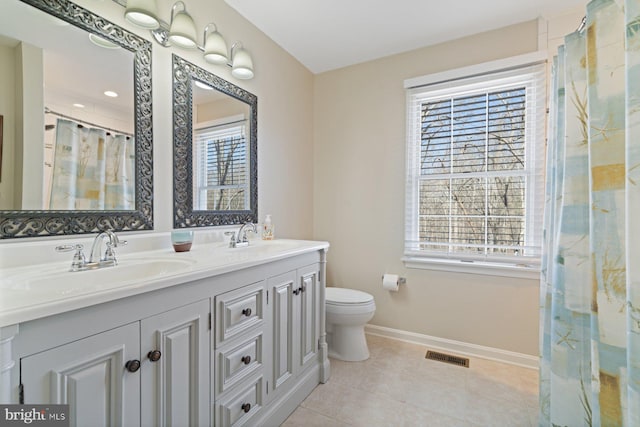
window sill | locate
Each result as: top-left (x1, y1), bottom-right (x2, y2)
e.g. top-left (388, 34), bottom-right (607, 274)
top-left (402, 256), bottom-right (540, 280)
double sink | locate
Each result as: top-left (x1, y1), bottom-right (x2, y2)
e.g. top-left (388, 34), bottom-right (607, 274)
top-left (1, 239), bottom-right (303, 298)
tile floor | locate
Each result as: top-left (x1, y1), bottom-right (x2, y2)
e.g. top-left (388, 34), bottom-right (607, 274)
top-left (282, 334), bottom-right (539, 427)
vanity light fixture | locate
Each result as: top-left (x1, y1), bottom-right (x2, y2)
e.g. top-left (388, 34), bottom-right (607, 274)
top-left (115, 0), bottom-right (255, 79)
top-left (230, 42), bottom-right (254, 80)
top-left (203, 23), bottom-right (228, 65)
top-left (124, 0), bottom-right (160, 29)
top-left (168, 1), bottom-right (197, 49)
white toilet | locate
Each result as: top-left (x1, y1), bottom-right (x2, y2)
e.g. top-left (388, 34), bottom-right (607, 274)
top-left (325, 287), bottom-right (376, 362)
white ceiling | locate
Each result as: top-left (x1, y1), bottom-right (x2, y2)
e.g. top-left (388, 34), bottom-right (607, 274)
top-left (224, 0), bottom-right (586, 74)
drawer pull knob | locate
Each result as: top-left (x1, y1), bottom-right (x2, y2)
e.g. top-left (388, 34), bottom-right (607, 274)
top-left (148, 350), bottom-right (162, 362)
top-left (241, 403), bottom-right (251, 413)
top-left (241, 355), bottom-right (251, 365)
top-left (242, 308), bottom-right (252, 317)
top-left (125, 359), bottom-right (141, 373)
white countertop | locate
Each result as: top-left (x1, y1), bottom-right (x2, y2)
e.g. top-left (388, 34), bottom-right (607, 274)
top-left (0, 239), bottom-right (329, 328)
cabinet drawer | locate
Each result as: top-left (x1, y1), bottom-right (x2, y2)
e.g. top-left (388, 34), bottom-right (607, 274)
top-left (216, 377), bottom-right (263, 427)
top-left (216, 281), bottom-right (265, 346)
top-left (216, 331), bottom-right (263, 394)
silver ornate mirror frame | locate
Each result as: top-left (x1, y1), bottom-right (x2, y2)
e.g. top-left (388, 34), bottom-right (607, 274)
top-left (0, 0), bottom-right (153, 238)
top-left (172, 54), bottom-right (258, 228)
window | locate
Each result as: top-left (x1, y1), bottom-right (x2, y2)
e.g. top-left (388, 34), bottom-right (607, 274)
top-left (193, 118), bottom-right (249, 211)
top-left (404, 58), bottom-right (546, 277)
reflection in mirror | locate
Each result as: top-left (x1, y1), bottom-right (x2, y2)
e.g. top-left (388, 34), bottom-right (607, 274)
top-left (0, 0), bottom-right (153, 238)
top-left (192, 80), bottom-right (251, 211)
top-left (173, 54), bottom-right (257, 228)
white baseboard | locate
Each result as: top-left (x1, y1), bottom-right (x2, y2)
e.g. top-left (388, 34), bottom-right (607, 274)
top-left (365, 324), bottom-right (539, 370)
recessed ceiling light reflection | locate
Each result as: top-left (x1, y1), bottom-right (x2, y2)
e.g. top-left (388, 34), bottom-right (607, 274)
top-left (104, 91), bottom-right (119, 98)
top-left (89, 34), bottom-right (119, 49)
top-left (194, 81), bottom-right (213, 90)
top-left (73, 103), bottom-right (85, 108)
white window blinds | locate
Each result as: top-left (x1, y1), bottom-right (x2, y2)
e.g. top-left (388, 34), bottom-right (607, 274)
top-left (405, 61), bottom-right (546, 269)
top-left (193, 120), bottom-right (248, 211)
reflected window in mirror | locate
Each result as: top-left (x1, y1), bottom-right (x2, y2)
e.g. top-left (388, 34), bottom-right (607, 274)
top-left (193, 116), bottom-right (248, 211)
top-left (192, 79), bottom-right (251, 212)
top-left (173, 55), bottom-right (257, 228)
top-left (0, 0), bottom-right (153, 238)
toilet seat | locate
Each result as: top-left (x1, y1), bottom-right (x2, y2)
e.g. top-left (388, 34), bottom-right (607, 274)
top-left (326, 287), bottom-right (374, 306)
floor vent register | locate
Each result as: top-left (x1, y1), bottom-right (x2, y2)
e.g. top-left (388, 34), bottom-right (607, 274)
top-left (425, 350), bottom-right (470, 368)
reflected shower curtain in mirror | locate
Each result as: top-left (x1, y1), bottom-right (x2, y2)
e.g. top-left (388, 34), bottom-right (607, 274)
top-left (49, 119), bottom-right (135, 210)
top-left (540, 0), bottom-right (640, 425)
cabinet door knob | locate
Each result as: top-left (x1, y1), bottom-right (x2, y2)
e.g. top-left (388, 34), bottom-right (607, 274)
top-left (242, 308), bottom-right (252, 317)
top-left (241, 403), bottom-right (251, 413)
top-left (293, 288), bottom-right (300, 295)
top-left (147, 350), bottom-right (162, 362)
top-left (241, 355), bottom-right (251, 365)
top-left (125, 359), bottom-right (141, 373)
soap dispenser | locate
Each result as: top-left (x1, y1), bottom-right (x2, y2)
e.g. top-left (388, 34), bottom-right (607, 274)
top-left (262, 214), bottom-right (274, 240)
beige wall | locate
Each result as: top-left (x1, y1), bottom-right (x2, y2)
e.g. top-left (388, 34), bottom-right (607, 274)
top-left (15, 42), bottom-right (44, 211)
top-left (0, 44), bottom-right (16, 210)
top-left (313, 11), bottom-right (583, 356)
top-left (0, 41), bottom-right (44, 211)
top-left (70, 0), bottom-right (315, 239)
top-left (196, 98), bottom-right (248, 124)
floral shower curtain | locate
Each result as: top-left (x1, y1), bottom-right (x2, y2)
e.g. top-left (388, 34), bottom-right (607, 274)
top-left (49, 118), bottom-right (135, 210)
top-left (540, 0), bottom-right (640, 425)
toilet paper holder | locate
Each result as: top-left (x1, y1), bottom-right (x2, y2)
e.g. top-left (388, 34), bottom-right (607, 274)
top-left (381, 275), bottom-right (406, 285)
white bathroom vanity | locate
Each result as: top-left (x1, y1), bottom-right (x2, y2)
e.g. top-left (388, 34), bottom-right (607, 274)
top-left (0, 237), bottom-right (330, 426)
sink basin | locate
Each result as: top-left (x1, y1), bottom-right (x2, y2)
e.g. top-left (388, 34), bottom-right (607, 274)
top-left (0, 257), bottom-right (197, 296)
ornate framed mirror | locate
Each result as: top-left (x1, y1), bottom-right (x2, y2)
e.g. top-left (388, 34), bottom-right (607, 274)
top-left (0, 0), bottom-right (153, 238)
top-left (172, 54), bottom-right (257, 227)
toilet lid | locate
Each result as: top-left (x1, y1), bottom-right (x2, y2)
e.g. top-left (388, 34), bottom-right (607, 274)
top-left (325, 287), bottom-right (374, 305)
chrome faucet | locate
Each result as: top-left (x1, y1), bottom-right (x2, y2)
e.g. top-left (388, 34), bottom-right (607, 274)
top-left (89, 230), bottom-right (125, 264)
top-left (56, 230), bottom-right (127, 272)
top-left (238, 222), bottom-right (257, 243)
top-left (225, 222), bottom-right (257, 248)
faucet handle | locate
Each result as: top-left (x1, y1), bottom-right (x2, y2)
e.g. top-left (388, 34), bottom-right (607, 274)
top-left (104, 243), bottom-right (118, 264)
top-left (113, 235), bottom-right (127, 247)
top-left (224, 231), bottom-right (237, 248)
top-left (55, 243), bottom-right (83, 252)
top-left (55, 244), bottom-right (86, 271)
top-left (239, 222), bottom-right (257, 243)
top-left (105, 230), bottom-right (127, 247)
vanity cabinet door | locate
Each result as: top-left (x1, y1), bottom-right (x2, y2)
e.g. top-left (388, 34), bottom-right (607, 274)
top-left (140, 299), bottom-right (210, 427)
top-left (20, 322), bottom-right (140, 427)
top-left (297, 265), bottom-right (320, 372)
top-left (268, 264), bottom-right (321, 395)
top-left (268, 271), bottom-right (296, 392)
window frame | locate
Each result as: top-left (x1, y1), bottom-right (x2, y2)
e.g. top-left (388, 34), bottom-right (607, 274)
top-left (403, 53), bottom-right (547, 279)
